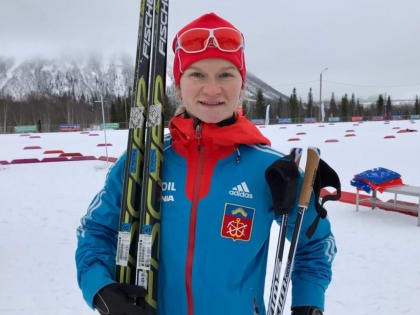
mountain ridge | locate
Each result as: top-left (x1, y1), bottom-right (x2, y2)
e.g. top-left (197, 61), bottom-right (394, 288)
top-left (0, 55), bottom-right (288, 103)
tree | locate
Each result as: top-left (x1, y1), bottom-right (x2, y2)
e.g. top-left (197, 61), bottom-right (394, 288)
top-left (298, 98), bottom-right (304, 122)
top-left (386, 96), bottom-right (392, 119)
top-left (109, 100), bottom-right (118, 123)
top-left (339, 94), bottom-right (349, 121)
top-left (289, 88), bottom-right (298, 122)
top-left (276, 97), bottom-right (284, 118)
top-left (376, 94), bottom-right (384, 116)
top-left (415, 95), bottom-right (420, 115)
top-left (349, 93), bottom-right (356, 118)
top-left (0, 94), bottom-right (9, 133)
top-left (242, 100), bottom-right (249, 117)
top-left (328, 92), bottom-right (337, 117)
top-left (255, 89), bottom-right (265, 119)
top-left (163, 94), bottom-right (175, 126)
top-left (307, 88), bottom-right (313, 117)
top-left (356, 98), bottom-right (363, 116)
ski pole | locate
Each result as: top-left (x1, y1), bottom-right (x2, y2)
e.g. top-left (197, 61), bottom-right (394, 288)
top-left (267, 147), bottom-right (302, 315)
top-left (275, 147), bottom-right (320, 315)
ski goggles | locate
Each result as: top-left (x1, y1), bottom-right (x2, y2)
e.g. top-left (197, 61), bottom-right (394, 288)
top-left (175, 27), bottom-right (244, 53)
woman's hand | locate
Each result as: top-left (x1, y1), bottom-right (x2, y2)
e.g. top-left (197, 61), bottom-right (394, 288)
top-left (94, 283), bottom-right (151, 315)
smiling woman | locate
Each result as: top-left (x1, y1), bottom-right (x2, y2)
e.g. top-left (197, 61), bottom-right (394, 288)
top-left (75, 12), bottom-right (335, 315)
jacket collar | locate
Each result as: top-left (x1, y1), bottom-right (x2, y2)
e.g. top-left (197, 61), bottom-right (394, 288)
top-left (169, 115), bottom-right (271, 149)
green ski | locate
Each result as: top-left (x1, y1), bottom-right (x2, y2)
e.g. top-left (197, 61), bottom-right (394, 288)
top-left (115, 0), bottom-right (169, 312)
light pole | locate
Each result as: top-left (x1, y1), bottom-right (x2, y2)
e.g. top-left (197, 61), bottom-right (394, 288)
top-left (320, 67), bottom-right (328, 122)
top-left (93, 95), bottom-right (109, 168)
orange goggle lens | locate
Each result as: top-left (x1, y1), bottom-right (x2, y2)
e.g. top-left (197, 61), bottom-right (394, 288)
top-left (176, 27), bottom-right (243, 53)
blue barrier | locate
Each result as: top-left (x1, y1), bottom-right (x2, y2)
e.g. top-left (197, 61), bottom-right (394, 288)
top-left (304, 117), bottom-right (317, 123)
top-left (277, 118), bottom-right (292, 124)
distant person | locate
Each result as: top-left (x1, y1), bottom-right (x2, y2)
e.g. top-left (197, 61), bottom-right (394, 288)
top-left (75, 13), bottom-right (336, 315)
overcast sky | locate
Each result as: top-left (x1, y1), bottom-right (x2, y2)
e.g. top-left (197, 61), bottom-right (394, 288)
top-left (1, 0), bottom-right (420, 101)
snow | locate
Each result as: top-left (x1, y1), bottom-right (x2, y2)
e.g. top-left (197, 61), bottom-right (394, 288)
top-left (0, 120), bottom-right (419, 314)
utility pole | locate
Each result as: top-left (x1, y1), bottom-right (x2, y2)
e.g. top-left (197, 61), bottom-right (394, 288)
top-left (94, 95), bottom-right (109, 168)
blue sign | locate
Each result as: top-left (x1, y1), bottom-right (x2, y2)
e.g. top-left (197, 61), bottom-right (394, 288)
top-left (251, 119), bottom-right (265, 125)
top-left (277, 118), bottom-right (292, 124)
top-left (304, 117), bottom-right (317, 123)
top-left (60, 124), bottom-right (80, 131)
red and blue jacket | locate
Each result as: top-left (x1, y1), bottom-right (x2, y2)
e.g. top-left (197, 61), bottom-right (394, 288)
top-left (76, 115), bottom-right (336, 314)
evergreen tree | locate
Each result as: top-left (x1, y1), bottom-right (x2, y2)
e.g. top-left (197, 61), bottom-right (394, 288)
top-left (242, 100), bottom-right (249, 117)
top-left (289, 88), bottom-right (298, 122)
top-left (123, 96), bottom-right (130, 125)
top-left (276, 97), bottom-right (284, 118)
top-left (376, 94), bottom-right (384, 116)
top-left (298, 98), bottom-right (304, 122)
top-left (339, 94), bottom-right (349, 121)
top-left (307, 88), bottom-right (313, 117)
top-left (163, 94), bottom-right (174, 126)
top-left (356, 99), bottom-right (363, 116)
top-left (386, 96), bottom-right (392, 119)
top-left (415, 95), bottom-right (420, 115)
top-left (329, 92), bottom-right (337, 117)
top-left (109, 100), bottom-right (118, 123)
top-left (255, 89), bottom-right (265, 119)
top-left (349, 93), bottom-right (356, 117)
top-left (110, 97), bottom-right (126, 124)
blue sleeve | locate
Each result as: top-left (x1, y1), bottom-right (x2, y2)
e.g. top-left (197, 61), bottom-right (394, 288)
top-left (75, 154), bottom-right (126, 308)
top-left (283, 174), bottom-right (337, 311)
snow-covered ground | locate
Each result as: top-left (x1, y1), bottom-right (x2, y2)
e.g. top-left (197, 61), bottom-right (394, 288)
top-left (0, 120), bottom-right (419, 315)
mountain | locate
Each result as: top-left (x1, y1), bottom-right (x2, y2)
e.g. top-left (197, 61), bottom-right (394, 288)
top-left (0, 55), bottom-right (288, 104)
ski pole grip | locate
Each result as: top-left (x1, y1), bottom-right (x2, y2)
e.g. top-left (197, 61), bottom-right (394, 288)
top-left (298, 147), bottom-right (320, 208)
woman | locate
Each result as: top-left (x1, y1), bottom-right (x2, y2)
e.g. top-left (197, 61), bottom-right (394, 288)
top-left (76, 13), bottom-right (335, 315)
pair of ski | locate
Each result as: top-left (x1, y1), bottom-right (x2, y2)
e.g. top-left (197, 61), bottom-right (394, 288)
top-left (115, 0), bottom-right (169, 314)
top-left (267, 147), bottom-right (321, 315)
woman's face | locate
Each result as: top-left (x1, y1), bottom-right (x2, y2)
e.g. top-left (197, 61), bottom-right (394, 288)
top-left (177, 58), bottom-right (243, 123)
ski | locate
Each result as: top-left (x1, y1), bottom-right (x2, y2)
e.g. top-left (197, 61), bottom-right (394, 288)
top-left (115, 0), bottom-right (169, 313)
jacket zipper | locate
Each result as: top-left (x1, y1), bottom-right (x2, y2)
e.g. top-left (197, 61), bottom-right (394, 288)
top-left (185, 122), bottom-right (204, 315)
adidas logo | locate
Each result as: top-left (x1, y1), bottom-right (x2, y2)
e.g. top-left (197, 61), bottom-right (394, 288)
top-left (229, 181), bottom-right (253, 199)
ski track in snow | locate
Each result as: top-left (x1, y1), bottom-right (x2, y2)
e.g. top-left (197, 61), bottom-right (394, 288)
top-left (0, 120), bottom-right (419, 314)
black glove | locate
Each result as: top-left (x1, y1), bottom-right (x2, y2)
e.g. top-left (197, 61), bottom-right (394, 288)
top-left (265, 152), bottom-right (300, 217)
top-left (93, 283), bottom-right (150, 315)
top-left (292, 306), bottom-right (323, 315)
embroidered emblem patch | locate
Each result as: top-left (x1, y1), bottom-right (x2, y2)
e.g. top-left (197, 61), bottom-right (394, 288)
top-left (221, 203), bottom-right (255, 242)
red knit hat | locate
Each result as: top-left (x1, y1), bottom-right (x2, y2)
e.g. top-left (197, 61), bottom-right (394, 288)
top-left (172, 13), bottom-right (246, 86)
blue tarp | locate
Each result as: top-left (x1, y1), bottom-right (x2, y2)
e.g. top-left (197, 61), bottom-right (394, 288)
top-left (354, 167), bottom-right (401, 185)
top-left (350, 179), bottom-right (372, 193)
top-left (351, 167), bottom-right (402, 193)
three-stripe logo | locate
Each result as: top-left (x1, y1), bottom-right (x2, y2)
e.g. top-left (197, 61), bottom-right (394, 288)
top-left (229, 181), bottom-right (253, 199)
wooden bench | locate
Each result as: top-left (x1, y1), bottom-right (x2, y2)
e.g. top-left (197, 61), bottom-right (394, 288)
top-left (355, 185), bottom-right (420, 226)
